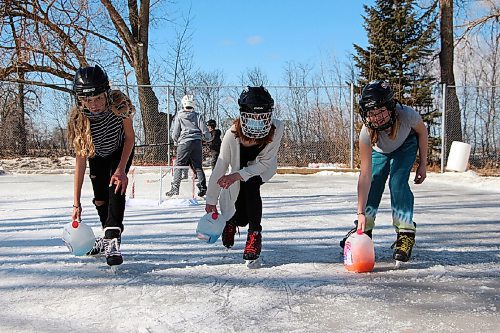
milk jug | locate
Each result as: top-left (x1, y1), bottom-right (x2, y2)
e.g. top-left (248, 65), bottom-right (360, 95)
top-left (196, 212), bottom-right (226, 243)
top-left (62, 220), bottom-right (96, 256)
top-left (343, 229), bottom-right (375, 273)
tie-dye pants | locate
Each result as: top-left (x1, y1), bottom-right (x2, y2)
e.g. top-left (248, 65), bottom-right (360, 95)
top-left (364, 134), bottom-right (418, 233)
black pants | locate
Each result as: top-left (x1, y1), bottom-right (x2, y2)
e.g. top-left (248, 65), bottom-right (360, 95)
top-left (229, 176), bottom-right (264, 232)
top-left (209, 149), bottom-right (220, 170)
top-left (88, 147), bottom-right (134, 235)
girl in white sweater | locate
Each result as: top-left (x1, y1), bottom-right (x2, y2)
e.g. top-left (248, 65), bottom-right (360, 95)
top-left (205, 86), bottom-right (284, 262)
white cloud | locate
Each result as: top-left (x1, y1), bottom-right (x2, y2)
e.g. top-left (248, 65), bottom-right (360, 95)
top-left (247, 35), bottom-right (263, 45)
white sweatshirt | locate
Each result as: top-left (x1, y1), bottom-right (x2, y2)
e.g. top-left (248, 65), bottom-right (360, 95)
top-left (205, 119), bottom-right (284, 220)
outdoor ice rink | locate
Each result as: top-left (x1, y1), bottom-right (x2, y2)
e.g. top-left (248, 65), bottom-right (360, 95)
top-left (0, 170), bottom-right (499, 332)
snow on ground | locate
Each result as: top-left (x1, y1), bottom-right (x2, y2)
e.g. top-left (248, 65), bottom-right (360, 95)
top-left (0, 164), bottom-right (499, 333)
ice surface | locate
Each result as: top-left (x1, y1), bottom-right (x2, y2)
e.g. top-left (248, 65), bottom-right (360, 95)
top-left (0, 167), bottom-right (499, 332)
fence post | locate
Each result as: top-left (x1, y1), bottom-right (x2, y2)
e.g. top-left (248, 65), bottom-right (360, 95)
top-left (440, 83), bottom-right (447, 173)
top-left (167, 86), bottom-right (171, 167)
top-left (350, 82), bottom-right (355, 169)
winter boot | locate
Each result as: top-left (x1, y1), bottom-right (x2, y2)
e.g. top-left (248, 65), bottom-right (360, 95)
top-left (165, 187), bottom-right (179, 197)
top-left (197, 188), bottom-right (207, 197)
top-left (391, 232), bottom-right (415, 262)
top-left (243, 231), bottom-right (262, 261)
top-left (103, 227), bottom-right (123, 266)
top-left (222, 222), bottom-right (238, 249)
top-left (340, 220), bottom-right (373, 249)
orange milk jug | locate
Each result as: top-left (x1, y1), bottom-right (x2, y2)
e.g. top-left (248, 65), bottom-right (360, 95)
top-left (343, 229), bottom-right (375, 273)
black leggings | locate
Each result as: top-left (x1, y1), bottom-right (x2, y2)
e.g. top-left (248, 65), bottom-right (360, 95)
top-left (229, 176), bottom-right (264, 232)
top-left (88, 147), bottom-right (134, 234)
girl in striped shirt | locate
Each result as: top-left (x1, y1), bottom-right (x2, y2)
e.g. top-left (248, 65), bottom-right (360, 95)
top-left (67, 65), bottom-right (135, 266)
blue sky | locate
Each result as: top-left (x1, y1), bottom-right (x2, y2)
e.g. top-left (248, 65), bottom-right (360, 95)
top-left (150, 1), bottom-right (374, 84)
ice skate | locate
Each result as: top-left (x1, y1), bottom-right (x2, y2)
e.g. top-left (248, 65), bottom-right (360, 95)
top-left (391, 232), bottom-right (415, 267)
top-left (86, 237), bottom-right (105, 256)
top-left (243, 231), bottom-right (262, 268)
top-left (222, 222), bottom-right (238, 249)
top-left (104, 237), bottom-right (123, 266)
top-left (340, 220), bottom-right (372, 250)
top-left (245, 257), bottom-right (262, 269)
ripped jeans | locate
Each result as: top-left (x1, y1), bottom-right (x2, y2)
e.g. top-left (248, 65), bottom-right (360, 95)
top-left (364, 134), bottom-right (418, 233)
top-left (88, 147), bottom-right (134, 236)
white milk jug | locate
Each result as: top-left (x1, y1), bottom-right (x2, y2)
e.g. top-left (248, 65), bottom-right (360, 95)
top-left (62, 220), bottom-right (96, 256)
top-left (196, 212), bottom-right (226, 244)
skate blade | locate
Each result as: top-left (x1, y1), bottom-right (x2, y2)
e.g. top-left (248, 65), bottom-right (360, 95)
top-left (245, 257), bottom-right (262, 269)
top-left (110, 265), bottom-right (120, 274)
top-left (394, 260), bottom-right (406, 269)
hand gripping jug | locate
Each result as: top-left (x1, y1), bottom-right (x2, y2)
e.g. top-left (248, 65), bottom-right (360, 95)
top-left (62, 220), bottom-right (96, 256)
top-left (196, 212), bottom-right (226, 244)
top-left (343, 229), bottom-right (375, 273)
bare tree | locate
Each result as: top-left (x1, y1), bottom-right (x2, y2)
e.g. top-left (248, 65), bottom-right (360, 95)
top-left (459, 0), bottom-right (499, 38)
top-left (239, 67), bottom-right (269, 87)
top-left (1, 0), bottom-right (173, 160)
top-left (166, 10), bottom-right (195, 116)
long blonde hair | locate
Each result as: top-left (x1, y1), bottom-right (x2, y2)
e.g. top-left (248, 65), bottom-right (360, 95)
top-left (67, 105), bottom-right (95, 157)
top-left (368, 114), bottom-right (401, 146)
top-left (67, 90), bottom-right (135, 157)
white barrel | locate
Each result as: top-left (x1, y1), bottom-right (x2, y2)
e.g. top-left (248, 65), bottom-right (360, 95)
top-left (446, 141), bottom-right (471, 172)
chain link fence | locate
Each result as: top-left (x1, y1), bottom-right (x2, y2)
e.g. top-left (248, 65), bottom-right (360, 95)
top-left (125, 85), bottom-right (355, 168)
top-left (0, 81), bottom-right (498, 175)
top-left (437, 84), bottom-right (500, 174)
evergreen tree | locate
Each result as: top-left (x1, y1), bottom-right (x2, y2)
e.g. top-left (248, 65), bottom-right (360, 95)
top-left (353, 0), bottom-right (437, 113)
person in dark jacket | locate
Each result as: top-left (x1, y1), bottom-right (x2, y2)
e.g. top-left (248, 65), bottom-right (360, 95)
top-left (206, 119), bottom-right (222, 169)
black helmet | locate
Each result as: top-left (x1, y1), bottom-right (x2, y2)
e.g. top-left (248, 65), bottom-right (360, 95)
top-left (207, 119), bottom-right (217, 128)
top-left (238, 86), bottom-right (274, 139)
top-left (359, 80), bottom-right (397, 131)
top-left (238, 86), bottom-right (274, 114)
top-left (73, 65), bottom-right (110, 97)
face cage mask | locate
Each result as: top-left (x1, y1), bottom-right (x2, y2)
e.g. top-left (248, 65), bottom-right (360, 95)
top-left (240, 112), bottom-right (273, 139)
top-left (361, 107), bottom-right (396, 131)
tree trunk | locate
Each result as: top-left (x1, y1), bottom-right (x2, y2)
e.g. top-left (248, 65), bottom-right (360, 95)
top-left (439, 0), bottom-right (463, 158)
top-left (14, 76), bottom-right (27, 155)
top-left (134, 55), bottom-right (169, 162)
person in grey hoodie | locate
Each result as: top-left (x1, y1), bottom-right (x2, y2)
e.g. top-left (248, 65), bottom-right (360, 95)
top-left (166, 94), bottom-right (212, 197)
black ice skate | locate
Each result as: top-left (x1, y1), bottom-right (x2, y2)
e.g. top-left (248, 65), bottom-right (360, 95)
top-left (86, 237), bottom-right (105, 256)
top-left (340, 220), bottom-right (372, 249)
top-left (104, 238), bottom-right (123, 266)
top-left (222, 222), bottom-right (238, 249)
top-left (391, 232), bottom-right (415, 267)
top-left (243, 231), bottom-right (262, 260)
top-left (87, 236), bottom-right (121, 256)
top-left (103, 227), bottom-right (123, 266)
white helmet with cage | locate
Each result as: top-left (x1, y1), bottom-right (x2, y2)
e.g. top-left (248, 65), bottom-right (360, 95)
top-left (181, 94), bottom-right (195, 110)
